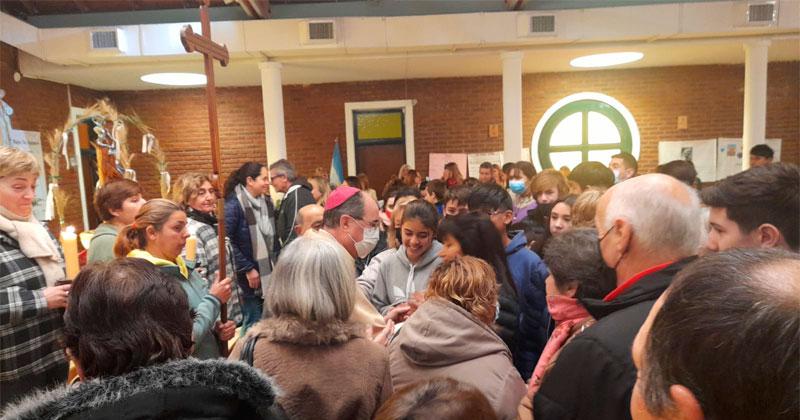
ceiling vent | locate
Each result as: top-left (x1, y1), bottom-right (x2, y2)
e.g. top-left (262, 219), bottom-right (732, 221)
top-left (734, 1), bottom-right (778, 26)
top-left (300, 20), bottom-right (336, 45)
top-left (518, 14), bottom-right (556, 37)
top-left (530, 15), bottom-right (555, 34)
top-left (88, 29), bottom-right (126, 54)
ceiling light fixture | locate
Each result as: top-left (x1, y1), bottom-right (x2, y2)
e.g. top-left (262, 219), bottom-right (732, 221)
top-left (570, 52), bottom-right (644, 68)
top-left (140, 72), bottom-right (206, 86)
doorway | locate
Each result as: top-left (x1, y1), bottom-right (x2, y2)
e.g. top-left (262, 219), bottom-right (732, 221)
top-left (353, 109), bottom-right (406, 197)
top-left (345, 99), bottom-right (415, 202)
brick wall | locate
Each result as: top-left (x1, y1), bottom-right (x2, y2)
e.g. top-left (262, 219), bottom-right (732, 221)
top-left (2, 39), bottom-right (798, 230)
top-left (0, 43), bottom-right (105, 231)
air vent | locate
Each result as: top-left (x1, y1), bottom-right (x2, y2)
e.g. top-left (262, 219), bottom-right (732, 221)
top-left (747, 2), bottom-right (776, 23)
top-left (90, 30), bottom-right (118, 49)
top-left (530, 15), bottom-right (555, 33)
top-left (308, 21), bottom-right (334, 40)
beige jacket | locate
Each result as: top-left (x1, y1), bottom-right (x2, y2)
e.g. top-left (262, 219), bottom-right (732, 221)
top-left (230, 316), bottom-right (393, 420)
top-left (389, 297), bottom-right (526, 420)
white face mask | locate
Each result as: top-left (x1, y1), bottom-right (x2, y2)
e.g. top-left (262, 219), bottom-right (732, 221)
top-left (612, 169), bottom-right (621, 184)
top-left (349, 219), bottom-right (380, 258)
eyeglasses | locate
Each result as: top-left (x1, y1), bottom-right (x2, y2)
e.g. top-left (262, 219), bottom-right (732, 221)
top-left (353, 216), bottom-right (381, 230)
top-left (270, 174), bottom-right (286, 182)
top-left (598, 225), bottom-right (614, 242)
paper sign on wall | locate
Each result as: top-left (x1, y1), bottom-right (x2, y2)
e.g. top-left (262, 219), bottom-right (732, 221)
top-left (428, 153), bottom-right (468, 180)
top-left (467, 151), bottom-right (503, 177)
top-left (658, 139), bottom-right (717, 182)
top-left (9, 129), bottom-right (48, 220)
top-left (716, 138), bottom-right (782, 180)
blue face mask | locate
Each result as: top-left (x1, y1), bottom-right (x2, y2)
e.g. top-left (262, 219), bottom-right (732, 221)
top-left (508, 179), bottom-right (526, 194)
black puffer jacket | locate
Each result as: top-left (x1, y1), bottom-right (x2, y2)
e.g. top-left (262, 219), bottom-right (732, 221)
top-left (1, 358), bottom-right (286, 420)
top-left (533, 257), bottom-right (695, 420)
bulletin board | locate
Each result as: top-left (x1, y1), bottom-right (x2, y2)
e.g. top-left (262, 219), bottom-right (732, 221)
top-left (716, 138), bottom-right (782, 179)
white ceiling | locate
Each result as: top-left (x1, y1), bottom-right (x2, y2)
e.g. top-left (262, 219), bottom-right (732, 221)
top-left (19, 36), bottom-right (799, 90)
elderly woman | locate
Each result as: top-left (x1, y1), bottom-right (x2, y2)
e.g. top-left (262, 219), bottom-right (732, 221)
top-left (0, 146), bottom-right (70, 407)
top-left (2, 258), bottom-right (282, 419)
top-left (389, 256), bottom-right (526, 420)
top-left (87, 178), bottom-right (144, 263)
top-left (114, 199), bottom-right (235, 359)
top-left (230, 236), bottom-right (392, 419)
top-left (173, 172), bottom-right (242, 326)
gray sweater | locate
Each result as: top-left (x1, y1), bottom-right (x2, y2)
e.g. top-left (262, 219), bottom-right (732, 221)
top-left (369, 241), bottom-right (443, 315)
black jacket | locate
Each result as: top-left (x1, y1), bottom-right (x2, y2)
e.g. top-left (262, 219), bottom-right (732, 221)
top-left (1, 358), bottom-right (286, 420)
top-left (275, 182), bottom-right (315, 256)
top-left (533, 257), bottom-right (695, 420)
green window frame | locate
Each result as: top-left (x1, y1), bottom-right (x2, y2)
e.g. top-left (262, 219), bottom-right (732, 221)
top-left (534, 96), bottom-right (638, 170)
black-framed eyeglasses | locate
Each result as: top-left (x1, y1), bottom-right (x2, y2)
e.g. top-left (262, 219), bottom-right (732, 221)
top-left (270, 174), bottom-right (286, 182)
top-left (598, 225), bottom-right (614, 242)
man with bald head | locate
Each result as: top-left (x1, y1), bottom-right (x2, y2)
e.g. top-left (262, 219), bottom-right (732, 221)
top-left (294, 204), bottom-right (324, 236)
top-left (533, 174), bottom-right (703, 420)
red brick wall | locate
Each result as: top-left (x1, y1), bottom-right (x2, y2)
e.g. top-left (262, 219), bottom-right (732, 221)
top-left (3, 38), bottom-right (798, 228)
top-left (0, 43), bottom-right (106, 231)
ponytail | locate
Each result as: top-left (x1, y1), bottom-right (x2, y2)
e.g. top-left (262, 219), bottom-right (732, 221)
top-left (225, 161), bottom-right (265, 199)
top-left (113, 199), bottom-right (183, 257)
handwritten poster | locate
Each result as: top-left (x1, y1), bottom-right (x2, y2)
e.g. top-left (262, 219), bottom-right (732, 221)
top-left (428, 153), bottom-right (468, 180)
top-left (9, 129), bottom-right (48, 220)
top-left (467, 151), bottom-right (503, 177)
top-left (658, 139), bottom-right (717, 182)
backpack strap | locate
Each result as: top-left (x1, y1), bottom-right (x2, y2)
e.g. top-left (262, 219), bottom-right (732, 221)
top-left (239, 334), bottom-right (261, 367)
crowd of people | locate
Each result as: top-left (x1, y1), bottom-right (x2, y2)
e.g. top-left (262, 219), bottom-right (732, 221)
top-left (0, 143), bottom-right (797, 419)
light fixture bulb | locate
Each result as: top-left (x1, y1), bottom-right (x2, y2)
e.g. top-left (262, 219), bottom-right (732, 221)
top-left (140, 72), bottom-right (206, 86)
top-left (570, 52), bottom-right (644, 68)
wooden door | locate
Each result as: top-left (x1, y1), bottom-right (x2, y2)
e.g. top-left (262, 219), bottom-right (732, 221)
top-left (354, 109), bottom-right (406, 201)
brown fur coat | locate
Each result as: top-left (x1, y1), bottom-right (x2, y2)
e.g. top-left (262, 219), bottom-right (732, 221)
top-left (230, 316), bottom-right (392, 420)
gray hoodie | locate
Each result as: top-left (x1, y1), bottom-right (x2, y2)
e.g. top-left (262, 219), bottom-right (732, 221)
top-left (369, 241), bottom-right (443, 315)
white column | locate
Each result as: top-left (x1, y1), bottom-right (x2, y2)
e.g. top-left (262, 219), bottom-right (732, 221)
top-left (502, 51), bottom-right (524, 163)
top-left (741, 40), bottom-right (770, 170)
top-left (259, 61), bottom-right (287, 165)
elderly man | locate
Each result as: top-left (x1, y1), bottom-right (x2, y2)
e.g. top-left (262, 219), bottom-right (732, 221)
top-left (270, 159), bottom-right (315, 254)
top-left (308, 186), bottom-right (392, 339)
top-left (533, 174), bottom-right (703, 420)
top-left (701, 163), bottom-right (798, 252)
top-left (630, 248), bottom-right (799, 420)
top-left (294, 204), bottom-right (324, 236)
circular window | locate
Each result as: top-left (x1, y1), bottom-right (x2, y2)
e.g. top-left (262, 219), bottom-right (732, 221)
top-left (531, 93), bottom-right (640, 171)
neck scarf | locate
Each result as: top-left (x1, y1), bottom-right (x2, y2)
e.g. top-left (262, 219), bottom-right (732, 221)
top-left (186, 207), bottom-right (217, 227)
top-left (235, 184), bottom-right (273, 288)
top-left (127, 248), bottom-right (189, 279)
top-left (0, 205), bottom-right (65, 287)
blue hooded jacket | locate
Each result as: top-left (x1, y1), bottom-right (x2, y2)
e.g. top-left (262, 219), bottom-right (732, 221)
top-left (505, 231), bottom-right (550, 380)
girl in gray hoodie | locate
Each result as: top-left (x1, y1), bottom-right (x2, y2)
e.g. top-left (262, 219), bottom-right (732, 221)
top-left (369, 200), bottom-right (443, 315)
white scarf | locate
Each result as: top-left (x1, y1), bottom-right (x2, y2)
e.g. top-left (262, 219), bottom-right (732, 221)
top-left (0, 206), bottom-right (65, 287)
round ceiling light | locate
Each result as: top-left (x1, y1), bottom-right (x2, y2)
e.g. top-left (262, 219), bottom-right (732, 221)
top-left (570, 52), bottom-right (644, 68)
top-left (140, 72), bottom-right (206, 86)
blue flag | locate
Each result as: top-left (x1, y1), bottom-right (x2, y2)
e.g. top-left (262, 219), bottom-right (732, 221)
top-left (329, 139), bottom-right (344, 186)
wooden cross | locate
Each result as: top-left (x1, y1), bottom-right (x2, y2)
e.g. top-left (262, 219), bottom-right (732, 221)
top-left (181, 0), bottom-right (230, 357)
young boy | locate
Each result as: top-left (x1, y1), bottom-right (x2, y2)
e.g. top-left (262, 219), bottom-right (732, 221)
top-left (468, 183), bottom-right (550, 381)
top-left (443, 185), bottom-right (470, 219)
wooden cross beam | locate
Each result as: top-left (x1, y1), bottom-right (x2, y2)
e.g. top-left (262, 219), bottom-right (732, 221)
top-left (181, 0), bottom-right (230, 357)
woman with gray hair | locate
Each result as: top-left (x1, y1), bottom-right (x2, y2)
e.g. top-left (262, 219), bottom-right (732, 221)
top-left (229, 235), bottom-right (392, 419)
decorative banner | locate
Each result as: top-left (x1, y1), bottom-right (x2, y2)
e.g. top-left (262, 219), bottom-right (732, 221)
top-left (9, 129), bottom-right (48, 220)
top-left (428, 153), bottom-right (468, 180)
top-left (716, 138), bottom-right (782, 180)
top-left (658, 139), bottom-right (717, 182)
top-left (467, 151), bottom-right (504, 178)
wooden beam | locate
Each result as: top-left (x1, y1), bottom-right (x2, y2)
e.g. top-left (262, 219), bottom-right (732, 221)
top-left (72, 0), bottom-right (90, 13)
top-left (18, 1), bottom-right (40, 16)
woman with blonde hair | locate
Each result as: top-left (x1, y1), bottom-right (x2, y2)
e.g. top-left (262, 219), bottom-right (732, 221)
top-left (172, 172), bottom-right (242, 326)
top-left (0, 146), bottom-right (70, 406)
top-left (570, 189), bottom-right (603, 228)
top-left (389, 256), bottom-right (526, 420)
top-left (309, 176), bottom-right (331, 206)
top-left (230, 236), bottom-right (392, 419)
top-left (114, 198), bottom-right (235, 359)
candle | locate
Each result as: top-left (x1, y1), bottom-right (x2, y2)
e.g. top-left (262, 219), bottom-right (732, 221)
top-left (60, 226), bottom-right (80, 280)
top-left (79, 230), bottom-right (94, 250)
top-left (185, 236), bottom-right (197, 263)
